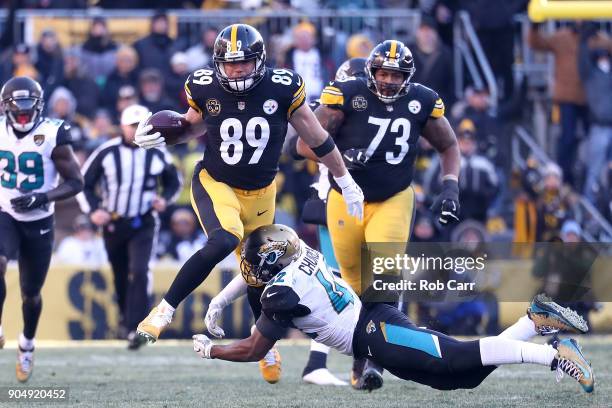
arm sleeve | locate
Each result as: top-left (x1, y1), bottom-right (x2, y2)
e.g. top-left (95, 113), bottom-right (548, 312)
top-left (77, 148), bottom-right (106, 213)
top-left (158, 150), bottom-right (182, 203)
top-left (211, 274), bottom-right (248, 308)
top-left (255, 313), bottom-right (286, 342)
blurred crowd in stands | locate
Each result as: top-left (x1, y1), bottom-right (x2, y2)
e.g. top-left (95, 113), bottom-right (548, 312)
top-left (0, 1), bottom-right (610, 328)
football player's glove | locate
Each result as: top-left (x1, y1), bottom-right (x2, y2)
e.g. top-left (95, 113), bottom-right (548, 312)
top-left (342, 148), bottom-right (368, 170)
top-left (10, 193), bottom-right (48, 213)
top-left (134, 112), bottom-right (165, 149)
top-left (430, 179), bottom-right (460, 226)
top-left (204, 302), bottom-right (225, 339)
top-left (193, 334), bottom-right (213, 359)
top-left (334, 173), bottom-right (364, 221)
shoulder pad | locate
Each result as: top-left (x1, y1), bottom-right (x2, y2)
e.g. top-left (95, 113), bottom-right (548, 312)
top-left (412, 83), bottom-right (445, 119)
top-left (184, 68), bottom-right (216, 114)
top-left (261, 284), bottom-right (300, 314)
top-left (319, 77), bottom-right (364, 108)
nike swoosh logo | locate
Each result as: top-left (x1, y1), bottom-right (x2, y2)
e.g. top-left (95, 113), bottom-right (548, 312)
top-left (266, 291), bottom-right (278, 298)
top-left (257, 210), bottom-right (268, 216)
top-left (40, 229), bottom-right (50, 235)
top-left (367, 346), bottom-right (372, 356)
top-left (28, 196), bottom-right (36, 207)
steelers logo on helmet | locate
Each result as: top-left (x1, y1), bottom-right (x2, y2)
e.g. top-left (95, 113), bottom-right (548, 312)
top-left (0, 76), bottom-right (45, 132)
top-left (365, 40), bottom-right (415, 103)
top-left (213, 23), bottom-right (267, 94)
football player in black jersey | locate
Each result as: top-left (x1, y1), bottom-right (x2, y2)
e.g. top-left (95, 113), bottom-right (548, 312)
top-left (133, 24), bottom-right (364, 382)
top-left (297, 40), bottom-right (461, 389)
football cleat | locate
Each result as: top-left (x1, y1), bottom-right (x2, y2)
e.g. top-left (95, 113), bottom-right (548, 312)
top-left (127, 331), bottom-right (148, 350)
top-left (16, 347), bottom-right (34, 383)
top-left (136, 306), bottom-right (173, 343)
top-left (259, 348), bottom-right (282, 384)
top-left (350, 357), bottom-right (366, 389)
top-left (302, 368), bottom-right (348, 386)
top-left (553, 338), bottom-right (594, 393)
top-left (527, 294), bottom-right (588, 335)
top-left (355, 367), bottom-right (384, 392)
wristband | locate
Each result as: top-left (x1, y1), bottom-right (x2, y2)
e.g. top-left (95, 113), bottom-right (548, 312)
top-left (311, 135), bottom-right (336, 157)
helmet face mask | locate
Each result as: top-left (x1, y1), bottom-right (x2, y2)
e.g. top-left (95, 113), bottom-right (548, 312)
top-left (240, 224), bottom-right (301, 287)
top-left (1, 77), bottom-right (44, 132)
top-left (213, 24), bottom-right (266, 94)
top-left (366, 40), bottom-right (415, 103)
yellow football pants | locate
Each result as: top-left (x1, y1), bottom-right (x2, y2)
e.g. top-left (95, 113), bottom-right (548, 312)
top-left (190, 166), bottom-right (276, 248)
top-left (326, 186), bottom-right (415, 295)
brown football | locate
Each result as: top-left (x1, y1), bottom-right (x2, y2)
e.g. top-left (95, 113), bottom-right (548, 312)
top-left (145, 110), bottom-right (189, 145)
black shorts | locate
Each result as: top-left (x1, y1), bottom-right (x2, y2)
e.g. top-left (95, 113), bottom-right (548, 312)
top-left (352, 303), bottom-right (497, 390)
top-left (0, 211), bottom-right (54, 296)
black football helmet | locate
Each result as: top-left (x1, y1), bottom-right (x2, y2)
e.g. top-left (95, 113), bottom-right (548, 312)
top-left (1, 76), bottom-right (44, 132)
top-left (335, 57), bottom-right (366, 81)
top-left (365, 40), bottom-right (415, 103)
top-left (240, 224), bottom-right (301, 287)
top-left (213, 23), bottom-right (266, 93)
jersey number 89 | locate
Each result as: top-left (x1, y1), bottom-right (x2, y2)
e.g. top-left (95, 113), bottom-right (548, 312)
top-left (220, 117), bottom-right (270, 165)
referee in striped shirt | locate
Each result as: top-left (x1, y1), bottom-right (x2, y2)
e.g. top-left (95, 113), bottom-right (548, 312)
top-left (78, 104), bottom-right (181, 349)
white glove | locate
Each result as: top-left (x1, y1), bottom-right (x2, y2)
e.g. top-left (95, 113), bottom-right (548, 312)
top-left (193, 334), bottom-right (214, 359)
top-left (334, 173), bottom-right (364, 221)
top-left (204, 301), bottom-right (226, 338)
top-left (134, 112), bottom-right (165, 149)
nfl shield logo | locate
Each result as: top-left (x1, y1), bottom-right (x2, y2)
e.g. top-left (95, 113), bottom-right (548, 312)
top-left (238, 101), bottom-right (246, 111)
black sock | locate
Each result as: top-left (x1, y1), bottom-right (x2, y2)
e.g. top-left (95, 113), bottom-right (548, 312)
top-left (302, 351), bottom-right (328, 376)
top-left (164, 230), bottom-right (239, 308)
top-left (0, 257), bottom-right (6, 325)
top-left (22, 296), bottom-right (42, 339)
top-left (0, 277), bottom-right (5, 325)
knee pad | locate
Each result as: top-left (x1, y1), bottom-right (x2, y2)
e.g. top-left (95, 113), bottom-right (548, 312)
top-left (199, 229), bottom-right (240, 259)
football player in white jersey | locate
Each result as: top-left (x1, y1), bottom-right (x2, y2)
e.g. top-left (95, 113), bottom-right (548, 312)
top-left (193, 224), bottom-right (594, 394)
top-left (0, 77), bottom-right (83, 382)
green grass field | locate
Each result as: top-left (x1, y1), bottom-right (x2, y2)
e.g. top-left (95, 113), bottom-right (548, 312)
top-left (0, 337), bottom-right (609, 408)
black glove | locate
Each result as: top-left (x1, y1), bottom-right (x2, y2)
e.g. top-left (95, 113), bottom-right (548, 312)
top-left (10, 193), bottom-right (49, 213)
top-left (342, 148), bottom-right (368, 170)
top-left (430, 179), bottom-right (460, 226)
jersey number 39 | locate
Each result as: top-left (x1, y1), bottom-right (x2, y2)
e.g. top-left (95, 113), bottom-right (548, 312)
top-left (0, 151), bottom-right (44, 190)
